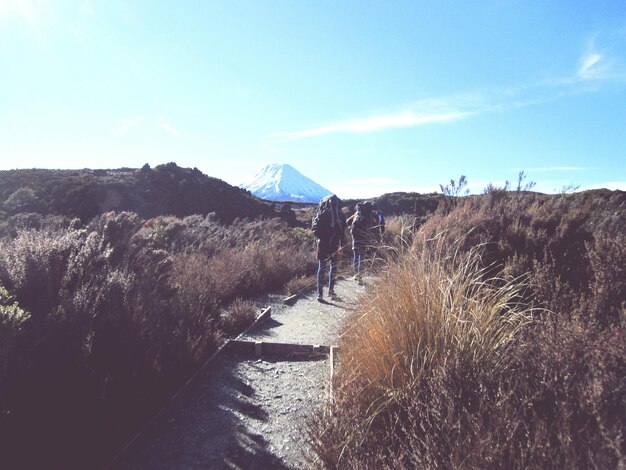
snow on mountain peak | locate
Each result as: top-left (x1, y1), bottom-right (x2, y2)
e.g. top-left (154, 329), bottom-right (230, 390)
top-left (240, 163), bottom-right (332, 203)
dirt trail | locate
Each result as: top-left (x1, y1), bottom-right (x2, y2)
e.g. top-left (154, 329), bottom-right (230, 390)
top-left (112, 278), bottom-right (364, 469)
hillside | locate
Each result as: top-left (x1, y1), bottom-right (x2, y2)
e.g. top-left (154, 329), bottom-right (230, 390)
top-left (0, 163), bottom-right (278, 223)
top-left (347, 191), bottom-right (443, 218)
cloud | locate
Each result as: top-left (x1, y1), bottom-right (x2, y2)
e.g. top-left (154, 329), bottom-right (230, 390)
top-left (271, 110), bottom-right (470, 140)
top-left (576, 47), bottom-right (615, 82)
top-left (158, 121), bottom-right (182, 137)
top-left (578, 52), bottom-right (604, 79)
top-left (575, 33), bottom-right (626, 82)
top-left (113, 116), bottom-right (183, 137)
top-left (271, 29), bottom-right (625, 142)
top-left (113, 117), bottom-right (143, 136)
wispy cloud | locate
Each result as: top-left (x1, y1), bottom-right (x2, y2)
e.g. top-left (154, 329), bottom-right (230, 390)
top-left (271, 110), bottom-right (470, 140)
top-left (578, 52), bottom-right (604, 80)
top-left (575, 33), bottom-right (626, 82)
top-left (113, 117), bottom-right (143, 136)
top-left (113, 116), bottom-right (184, 137)
top-left (271, 30), bottom-right (625, 141)
top-left (158, 121), bottom-right (182, 137)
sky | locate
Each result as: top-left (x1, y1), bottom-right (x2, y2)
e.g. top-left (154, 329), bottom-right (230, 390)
top-left (1, 0), bottom-right (625, 198)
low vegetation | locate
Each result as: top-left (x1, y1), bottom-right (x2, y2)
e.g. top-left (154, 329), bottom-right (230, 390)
top-left (1, 165), bottom-right (623, 468)
top-left (311, 184), bottom-right (625, 469)
top-left (0, 212), bottom-right (314, 468)
top-left (0, 163), bottom-right (279, 225)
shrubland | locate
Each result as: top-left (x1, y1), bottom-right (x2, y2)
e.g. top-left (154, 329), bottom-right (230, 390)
top-left (311, 187), bottom-right (625, 469)
top-left (0, 163), bottom-right (279, 224)
top-left (0, 212), bottom-right (314, 468)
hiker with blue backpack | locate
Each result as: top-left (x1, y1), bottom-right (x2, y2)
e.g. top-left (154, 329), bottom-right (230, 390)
top-left (372, 202), bottom-right (386, 241)
top-left (311, 194), bottom-right (346, 302)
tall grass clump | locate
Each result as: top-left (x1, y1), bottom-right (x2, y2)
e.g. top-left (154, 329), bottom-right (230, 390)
top-left (221, 298), bottom-right (258, 337)
top-left (345, 240), bottom-right (531, 394)
top-left (312, 237), bottom-right (533, 468)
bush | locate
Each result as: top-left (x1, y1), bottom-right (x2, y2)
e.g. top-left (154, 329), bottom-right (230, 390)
top-left (0, 211), bottom-right (314, 467)
top-left (284, 274), bottom-right (316, 295)
top-left (0, 285), bottom-right (30, 398)
top-left (221, 298), bottom-right (258, 337)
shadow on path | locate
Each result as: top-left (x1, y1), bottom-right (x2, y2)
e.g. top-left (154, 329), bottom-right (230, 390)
top-left (111, 352), bottom-right (299, 469)
top-left (111, 279), bottom-right (361, 469)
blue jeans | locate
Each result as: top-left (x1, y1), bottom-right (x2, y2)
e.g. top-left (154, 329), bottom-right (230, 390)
top-left (317, 259), bottom-right (336, 294)
top-left (353, 250), bottom-right (363, 275)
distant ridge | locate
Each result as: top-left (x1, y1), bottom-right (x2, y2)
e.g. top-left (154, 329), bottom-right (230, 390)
top-left (240, 163), bottom-right (332, 203)
top-left (0, 163), bottom-right (277, 223)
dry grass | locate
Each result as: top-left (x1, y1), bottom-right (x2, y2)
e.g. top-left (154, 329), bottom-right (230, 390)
top-left (221, 298), bottom-right (258, 337)
top-left (284, 274), bottom-right (317, 296)
top-left (342, 240), bottom-right (532, 396)
top-left (312, 237), bottom-right (534, 467)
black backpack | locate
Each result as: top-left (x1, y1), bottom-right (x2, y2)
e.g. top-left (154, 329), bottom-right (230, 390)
top-left (312, 195), bottom-right (341, 239)
top-left (351, 201), bottom-right (374, 239)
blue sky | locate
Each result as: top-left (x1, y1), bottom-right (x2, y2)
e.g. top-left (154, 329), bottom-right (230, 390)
top-left (1, 1), bottom-right (625, 197)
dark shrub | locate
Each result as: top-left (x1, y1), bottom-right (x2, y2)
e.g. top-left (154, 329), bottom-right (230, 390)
top-left (221, 298), bottom-right (258, 337)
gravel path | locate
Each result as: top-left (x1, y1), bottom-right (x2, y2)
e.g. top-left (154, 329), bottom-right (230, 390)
top-left (112, 278), bottom-right (364, 469)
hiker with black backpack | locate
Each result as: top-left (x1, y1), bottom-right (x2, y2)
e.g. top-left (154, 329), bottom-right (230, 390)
top-left (311, 194), bottom-right (346, 302)
top-left (347, 201), bottom-right (378, 285)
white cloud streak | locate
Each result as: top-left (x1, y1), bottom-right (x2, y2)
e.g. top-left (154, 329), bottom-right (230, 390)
top-left (271, 30), bottom-right (625, 141)
top-left (158, 121), bottom-right (182, 137)
top-left (578, 52), bottom-right (604, 79)
top-left (113, 117), bottom-right (143, 136)
top-left (575, 33), bottom-right (626, 82)
top-left (271, 111), bottom-right (470, 140)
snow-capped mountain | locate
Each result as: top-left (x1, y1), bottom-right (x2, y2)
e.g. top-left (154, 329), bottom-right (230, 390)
top-left (240, 163), bottom-right (332, 203)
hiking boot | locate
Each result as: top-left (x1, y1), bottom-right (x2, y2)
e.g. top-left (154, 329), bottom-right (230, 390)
top-left (356, 275), bottom-right (364, 286)
top-left (328, 289), bottom-right (338, 300)
top-left (317, 291), bottom-right (324, 302)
